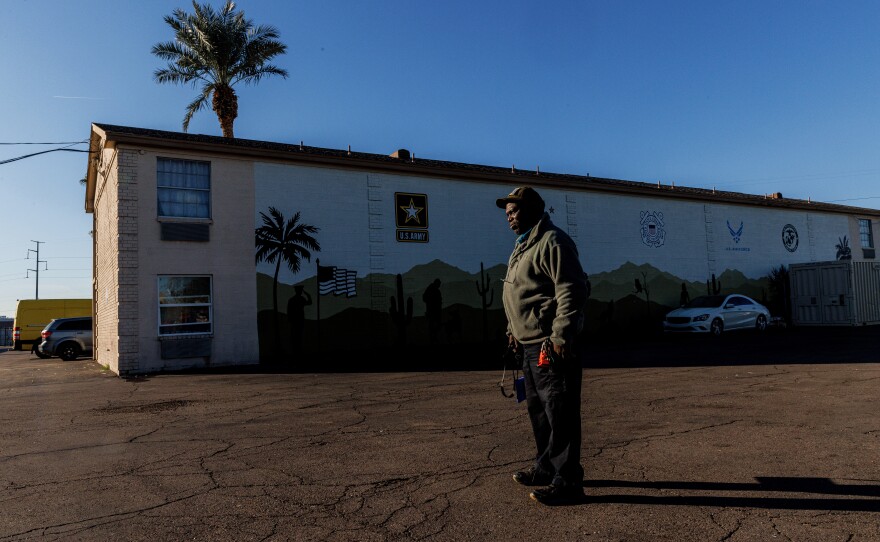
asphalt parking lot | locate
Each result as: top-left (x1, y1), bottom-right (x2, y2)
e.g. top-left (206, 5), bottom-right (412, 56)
top-left (1, 326), bottom-right (879, 541)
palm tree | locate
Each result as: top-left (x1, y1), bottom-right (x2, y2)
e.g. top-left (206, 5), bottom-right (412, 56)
top-left (255, 207), bottom-right (320, 358)
top-left (152, 0), bottom-right (288, 137)
top-left (836, 236), bottom-right (852, 260)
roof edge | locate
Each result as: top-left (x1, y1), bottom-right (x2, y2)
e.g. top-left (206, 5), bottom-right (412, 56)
top-left (87, 123), bottom-right (880, 217)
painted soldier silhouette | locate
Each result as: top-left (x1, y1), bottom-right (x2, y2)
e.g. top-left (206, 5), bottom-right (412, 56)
top-left (287, 285), bottom-right (312, 353)
top-left (422, 278), bottom-right (443, 343)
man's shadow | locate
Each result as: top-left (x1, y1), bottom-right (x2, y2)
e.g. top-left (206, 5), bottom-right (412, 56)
top-left (556, 477), bottom-right (880, 511)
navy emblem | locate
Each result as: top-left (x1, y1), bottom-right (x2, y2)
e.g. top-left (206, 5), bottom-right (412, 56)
top-left (640, 211), bottom-right (666, 247)
top-left (727, 220), bottom-right (744, 244)
top-left (782, 224), bottom-right (798, 252)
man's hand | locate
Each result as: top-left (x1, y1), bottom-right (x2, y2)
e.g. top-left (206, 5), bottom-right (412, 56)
top-left (552, 342), bottom-right (574, 360)
top-left (508, 335), bottom-right (519, 350)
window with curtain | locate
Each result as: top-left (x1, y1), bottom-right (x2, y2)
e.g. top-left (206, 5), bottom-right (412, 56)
top-left (158, 276), bottom-right (212, 336)
top-left (157, 158), bottom-right (211, 219)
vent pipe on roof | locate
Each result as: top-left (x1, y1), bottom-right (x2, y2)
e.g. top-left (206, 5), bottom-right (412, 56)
top-left (391, 149), bottom-right (410, 160)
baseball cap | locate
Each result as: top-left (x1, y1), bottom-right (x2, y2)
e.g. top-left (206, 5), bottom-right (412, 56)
top-left (495, 186), bottom-right (544, 209)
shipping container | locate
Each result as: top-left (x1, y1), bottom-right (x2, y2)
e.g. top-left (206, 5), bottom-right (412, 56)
top-left (789, 261), bottom-right (880, 326)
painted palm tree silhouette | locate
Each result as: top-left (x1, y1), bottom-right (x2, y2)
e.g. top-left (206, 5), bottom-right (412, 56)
top-left (255, 207), bottom-right (320, 358)
top-left (836, 236), bottom-right (852, 260)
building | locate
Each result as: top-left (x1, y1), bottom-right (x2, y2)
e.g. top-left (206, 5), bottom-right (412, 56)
top-left (0, 316), bottom-right (12, 347)
top-left (84, 123), bottom-right (880, 375)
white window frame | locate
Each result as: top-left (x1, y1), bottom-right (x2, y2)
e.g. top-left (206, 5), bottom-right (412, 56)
top-left (157, 157), bottom-right (211, 219)
top-left (157, 275), bottom-right (213, 336)
top-left (859, 219), bottom-right (874, 249)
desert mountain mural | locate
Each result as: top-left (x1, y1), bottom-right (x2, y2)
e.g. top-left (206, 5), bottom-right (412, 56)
top-left (256, 259), bottom-right (777, 360)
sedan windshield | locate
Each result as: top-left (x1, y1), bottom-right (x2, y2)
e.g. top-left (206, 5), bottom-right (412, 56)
top-left (686, 295), bottom-right (726, 308)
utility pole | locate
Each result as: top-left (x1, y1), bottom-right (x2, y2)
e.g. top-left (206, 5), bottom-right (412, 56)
top-left (26, 240), bottom-right (47, 300)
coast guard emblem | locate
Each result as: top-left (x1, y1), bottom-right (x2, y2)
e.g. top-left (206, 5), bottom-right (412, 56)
top-left (640, 211), bottom-right (666, 248)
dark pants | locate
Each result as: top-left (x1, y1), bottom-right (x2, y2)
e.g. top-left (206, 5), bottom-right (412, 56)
top-left (521, 341), bottom-right (584, 487)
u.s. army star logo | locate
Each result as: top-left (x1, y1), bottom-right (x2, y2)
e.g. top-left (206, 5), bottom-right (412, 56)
top-left (395, 192), bottom-right (428, 228)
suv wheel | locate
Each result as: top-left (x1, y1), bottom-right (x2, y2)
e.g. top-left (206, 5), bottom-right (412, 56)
top-left (58, 342), bottom-right (81, 361)
top-left (33, 343), bottom-right (51, 359)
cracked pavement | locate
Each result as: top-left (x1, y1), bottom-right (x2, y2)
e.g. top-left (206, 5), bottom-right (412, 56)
top-left (1, 328), bottom-right (879, 541)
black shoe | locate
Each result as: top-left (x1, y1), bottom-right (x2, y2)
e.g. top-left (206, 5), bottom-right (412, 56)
top-left (512, 467), bottom-right (553, 487)
top-left (529, 483), bottom-right (584, 505)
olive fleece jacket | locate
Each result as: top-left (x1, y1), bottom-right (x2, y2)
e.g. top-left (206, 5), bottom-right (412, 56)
top-left (502, 213), bottom-right (588, 347)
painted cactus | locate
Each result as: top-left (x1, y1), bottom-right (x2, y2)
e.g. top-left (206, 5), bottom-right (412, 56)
top-left (389, 273), bottom-right (413, 344)
top-left (475, 261), bottom-right (494, 343)
top-left (707, 273), bottom-right (722, 295)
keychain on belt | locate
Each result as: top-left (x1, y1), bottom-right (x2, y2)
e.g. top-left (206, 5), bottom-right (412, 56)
top-left (538, 339), bottom-right (554, 368)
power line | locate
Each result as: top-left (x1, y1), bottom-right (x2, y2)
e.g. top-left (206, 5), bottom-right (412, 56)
top-left (708, 168), bottom-right (880, 192)
top-left (0, 276), bottom-right (89, 283)
top-left (0, 141), bottom-right (88, 145)
top-left (827, 196), bottom-right (880, 202)
top-left (0, 143), bottom-right (92, 166)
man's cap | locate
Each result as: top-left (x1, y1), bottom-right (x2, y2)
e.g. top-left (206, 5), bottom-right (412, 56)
top-left (495, 186), bottom-right (544, 209)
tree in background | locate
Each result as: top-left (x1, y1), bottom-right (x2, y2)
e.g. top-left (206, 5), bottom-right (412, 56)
top-left (255, 207), bottom-right (320, 358)
top-left (767, 264), bottom-right (791, 324)
top-left (152, 0), bottom-right (288, 137)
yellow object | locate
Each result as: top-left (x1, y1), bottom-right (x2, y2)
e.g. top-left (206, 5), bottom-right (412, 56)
top-left (12, 299), bottom-right (91, 351)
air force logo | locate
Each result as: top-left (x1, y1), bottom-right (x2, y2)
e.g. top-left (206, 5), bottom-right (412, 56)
top-left (727, 220), bottom-right (744, 244)
top-left (640, 211), bottom-right (666, 248)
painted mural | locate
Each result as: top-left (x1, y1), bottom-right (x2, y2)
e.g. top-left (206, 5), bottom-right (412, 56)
top-left (253, 162), bottom-right (863, 362)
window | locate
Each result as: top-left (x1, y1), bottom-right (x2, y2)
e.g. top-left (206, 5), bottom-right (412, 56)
top-left (859, 219), bottom-right (874, 249)
top-left (157, 158), bottom-right (211, 219)
top-left (158, 276), bottom-right (212, 336)
top-left (727, 296), bottom-right (750, 307)
top-left (56, 319), bottom-right (91, 331)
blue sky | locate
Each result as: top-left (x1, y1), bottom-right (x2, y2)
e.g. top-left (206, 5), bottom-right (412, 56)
top-left (2, 0), bottom-right (879, 317)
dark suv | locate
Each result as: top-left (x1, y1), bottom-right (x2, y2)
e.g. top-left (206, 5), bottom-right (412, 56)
top-left (38, 316), bottom-right (93, 361)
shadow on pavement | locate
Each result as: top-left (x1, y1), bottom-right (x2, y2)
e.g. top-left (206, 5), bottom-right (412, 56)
top-left (127, 325), bottom-right (880, 377)
top-left (586, 477), bottom-right (880, 511)
top-left (587, 325), bottom-right (880, 368)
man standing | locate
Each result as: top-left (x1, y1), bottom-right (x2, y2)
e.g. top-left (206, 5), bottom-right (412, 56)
top-left (496, 186), bottom-right (588, 505)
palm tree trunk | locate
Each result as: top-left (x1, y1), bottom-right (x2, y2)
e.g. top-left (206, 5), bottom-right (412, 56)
top-left (272, 259), bottom-right (281, 361)
top-left (213, 86), bottom-right (238, 138)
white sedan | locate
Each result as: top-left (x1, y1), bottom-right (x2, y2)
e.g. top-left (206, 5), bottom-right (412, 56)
top-left (663, 294), bottom-right (771, 336)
